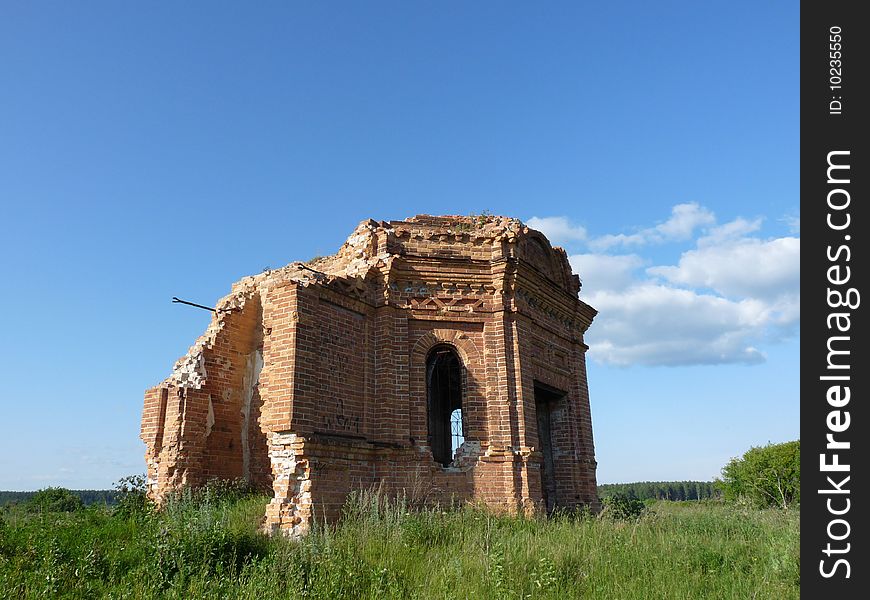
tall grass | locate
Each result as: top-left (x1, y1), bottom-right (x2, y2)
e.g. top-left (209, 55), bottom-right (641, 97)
top-left (0, 489), bottom-right (798, 599)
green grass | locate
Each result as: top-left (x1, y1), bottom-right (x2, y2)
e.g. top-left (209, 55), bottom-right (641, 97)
top-left (0, 491), bottom-right (799, 599)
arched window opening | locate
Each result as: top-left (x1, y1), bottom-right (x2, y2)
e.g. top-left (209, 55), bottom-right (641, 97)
top-left (426, 345), bottom-right (463, 467)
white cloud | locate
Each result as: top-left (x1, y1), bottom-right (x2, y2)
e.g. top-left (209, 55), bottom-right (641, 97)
top-left (568, 253), bottom-right (644, 293)
top-left (527, 216), bottom-right (587, 244)
top-left (532, 203), bottom-right (800, 367)
top-left (699, 217), bottom-right (763, 245)
top-left (648, 236), bottom-right (800, 301)
top-left (590, 202), bottom-right (715, 250)
top-left (656, 202), bottom-right (717, 239)
top-left (584, 285), bottom-right (770, 367)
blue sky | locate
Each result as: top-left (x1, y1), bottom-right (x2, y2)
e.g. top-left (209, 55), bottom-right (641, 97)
top-left (0, 2), bottom-right (798, 489)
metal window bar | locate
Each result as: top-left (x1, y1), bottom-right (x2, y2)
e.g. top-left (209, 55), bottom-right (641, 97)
top-left (450, 408), bottom-right (464, 458)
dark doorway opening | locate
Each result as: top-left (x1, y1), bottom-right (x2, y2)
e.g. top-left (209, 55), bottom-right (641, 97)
top-left (426, 345), bottom-right (463, 467)
top-left (534, 382), bottom-right (565, 513)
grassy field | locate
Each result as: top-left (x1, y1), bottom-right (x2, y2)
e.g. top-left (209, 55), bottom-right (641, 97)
top-left (0, 489), bottom-right (799, 599)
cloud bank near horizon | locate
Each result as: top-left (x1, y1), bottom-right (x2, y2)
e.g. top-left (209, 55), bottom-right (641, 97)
top-left (528, 204), bottom-right (800, 367)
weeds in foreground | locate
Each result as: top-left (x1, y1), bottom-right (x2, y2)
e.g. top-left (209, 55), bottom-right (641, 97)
top-left (0, 488), bottom-right (799, 599)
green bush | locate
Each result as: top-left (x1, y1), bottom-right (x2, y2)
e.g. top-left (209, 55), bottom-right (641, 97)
top-left (113, 474), bottom-right (153, 520)
top-left (716, 440), bottom-right (800, 509)
top-left (601, 493), bottom-right (646, 520)
top-left (24, 487), bottom-right (84, 513)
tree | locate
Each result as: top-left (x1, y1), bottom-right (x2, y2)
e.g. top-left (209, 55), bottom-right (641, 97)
top-left (716, 440), bottom-right (800, 509)
top-left (25, 487), bottom-right (84, 513)
top-left (113, 474), bottom-right (152, 519)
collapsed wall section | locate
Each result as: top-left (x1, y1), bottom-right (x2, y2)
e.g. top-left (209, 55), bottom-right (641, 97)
top-left (141, 291), bottom-right (271, 498)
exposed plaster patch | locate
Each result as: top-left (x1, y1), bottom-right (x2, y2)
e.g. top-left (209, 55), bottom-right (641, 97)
top-left (240, 349), bottom-right (264, 481)
top-left (205, 395), bottom-right (215, 437)
top-left (453, 440), bottom-right (481, 462)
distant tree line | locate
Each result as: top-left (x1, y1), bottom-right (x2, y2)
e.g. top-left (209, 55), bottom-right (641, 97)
top-left (0, 489), bottom-right (118, 507)
top-left (598, 481), bottom-right (719, 501)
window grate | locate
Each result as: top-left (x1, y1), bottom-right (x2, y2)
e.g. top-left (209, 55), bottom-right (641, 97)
top-left (450, 408), bottom-right (464, 458)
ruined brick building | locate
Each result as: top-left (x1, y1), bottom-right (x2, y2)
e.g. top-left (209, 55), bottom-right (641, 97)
top-left (141, 215), bottom-right (599, 535)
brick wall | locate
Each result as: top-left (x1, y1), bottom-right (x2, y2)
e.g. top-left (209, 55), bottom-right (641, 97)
top-left (142, 215), bottom-right (600, 533)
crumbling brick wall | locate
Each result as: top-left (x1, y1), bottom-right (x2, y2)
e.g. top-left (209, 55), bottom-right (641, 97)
top-left (141, 215), bottom-right (599, 536)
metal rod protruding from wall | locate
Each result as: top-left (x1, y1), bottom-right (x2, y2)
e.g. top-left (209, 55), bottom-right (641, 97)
top-left (172, 297), bottom-right (228, 313)
top-left (295, 262), bottom-right (327, 277)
